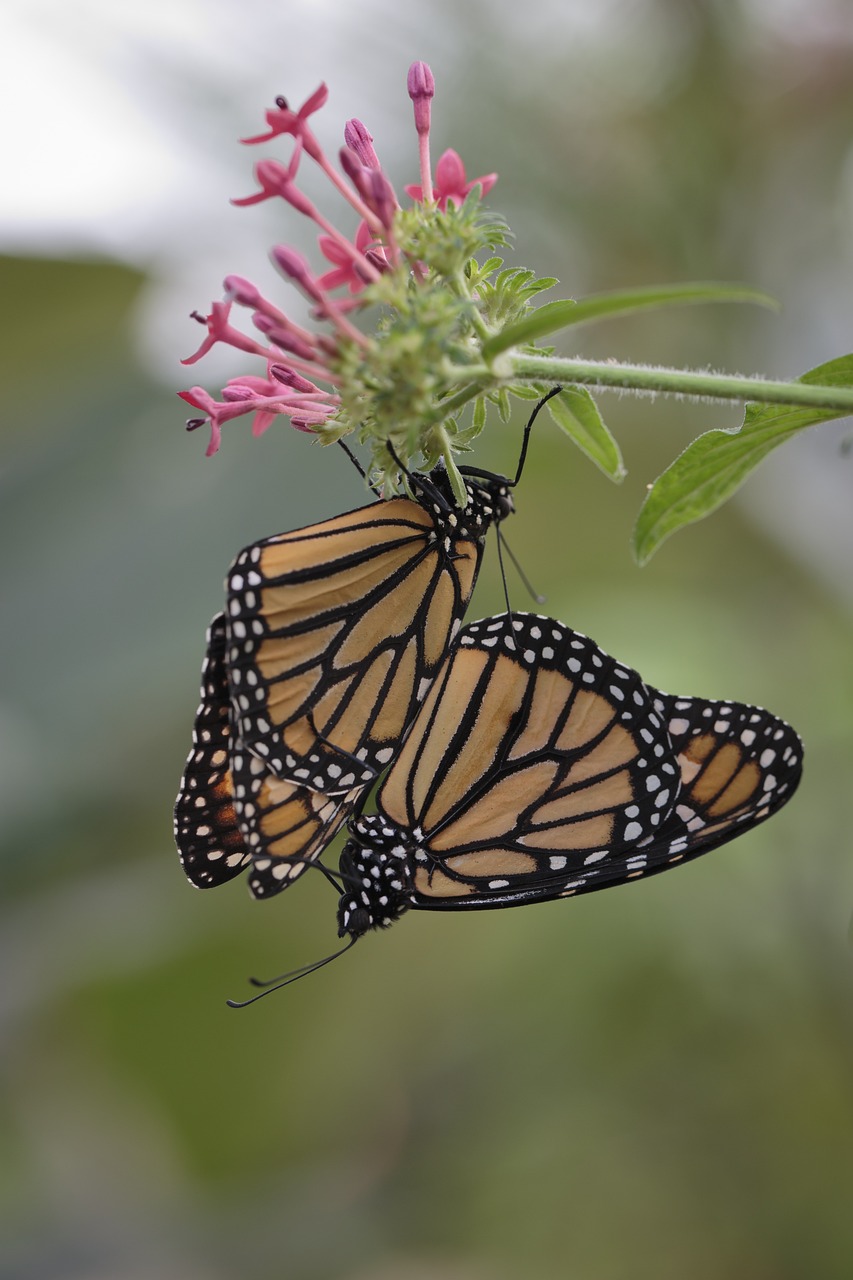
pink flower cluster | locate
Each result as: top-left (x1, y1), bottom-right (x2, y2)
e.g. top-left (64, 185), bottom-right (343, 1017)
top-left (180, 63), bottom-right (497, 458)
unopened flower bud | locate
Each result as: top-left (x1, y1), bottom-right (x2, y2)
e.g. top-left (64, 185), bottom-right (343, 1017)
top-left (344, 119), bottom-right (381, 168)
top-left (407, 61), bottom-right (435, 135)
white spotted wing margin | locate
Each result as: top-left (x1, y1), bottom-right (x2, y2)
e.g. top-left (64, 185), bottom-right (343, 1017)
top-left (370, 613), bottom-right (803, 912)
top-left (173, 613), bottom-right (252, 888)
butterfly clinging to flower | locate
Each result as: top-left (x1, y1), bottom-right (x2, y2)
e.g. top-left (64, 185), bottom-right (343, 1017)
top-left (175, 392), bottom-right (562, 898)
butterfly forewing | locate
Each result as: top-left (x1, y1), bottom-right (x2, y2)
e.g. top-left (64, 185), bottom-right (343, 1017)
top-left (371, 614), bottom-right (802, 912)
top-left (174, 613), bottom-right (252, 888)
top-left (225, 491), bottom-right (486, 794)
top-left (377, 615), bottom-right (679, 905)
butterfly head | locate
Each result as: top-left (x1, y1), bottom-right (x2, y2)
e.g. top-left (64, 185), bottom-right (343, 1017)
top-left (336, 819), bottom-right (413, 939)
top-left (425, 467), bottom-right (515, 538)
top-left (465, 474), bottom-right (515, 526)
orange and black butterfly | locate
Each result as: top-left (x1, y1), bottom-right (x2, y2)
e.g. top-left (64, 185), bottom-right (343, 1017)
top-left (332, 612), bottom-right (803, 940)
top-left (175, 463), bottom-right (519, 895)
top-left (223, 464), bottom-right (516, 799)
top-left (221, 389), bottom-right (565, 799)
top-left (176, 391), bottom-right (562, 894)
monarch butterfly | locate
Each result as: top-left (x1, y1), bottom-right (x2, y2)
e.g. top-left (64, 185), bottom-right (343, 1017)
top-left (326, 611), bottom-right (803, 940)
top-left (223, 389), bottom-right (562, 799)
top-left (174, 612), bottom-right (359, 896)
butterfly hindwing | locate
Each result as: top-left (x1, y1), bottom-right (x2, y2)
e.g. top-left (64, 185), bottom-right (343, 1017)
top-left (229, 742), bottom-right (359, 899)
top-left (174, 613), bottom-right (252, 888)
top-left (174, 615), bottom-right (355, 897)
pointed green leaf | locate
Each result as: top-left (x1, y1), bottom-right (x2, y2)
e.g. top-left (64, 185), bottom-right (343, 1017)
top-left (547, 386), bottom-right (626, 482)
top-left (632, 353), bottom-right (853, 564)
top-left (482, 282), bottom-right (778, 359)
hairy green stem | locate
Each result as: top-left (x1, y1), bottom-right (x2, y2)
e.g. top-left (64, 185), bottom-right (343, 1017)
top-left (510, 354), bottom-right (853, 412)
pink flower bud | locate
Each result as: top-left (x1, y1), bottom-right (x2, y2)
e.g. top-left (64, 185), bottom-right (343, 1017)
top-left (270, 364), bottom-right (318, 393)
top-left (366, 169), bottom-right (396, 230)
top-left (223, 275), bottom-right (263, 308)
top-left (271, 246), bottom-right (331, 311)
top-left (338, 146), bottom-right (371, 200)
top-left (253, 314), bottom-right (317, 360)
top-left (407, 61), bottom-right (435, 135)
top-left (344, 119), bottom-right (381, 168)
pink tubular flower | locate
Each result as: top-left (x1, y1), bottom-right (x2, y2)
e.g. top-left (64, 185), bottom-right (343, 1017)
top-left (240, 84), bottom-right (329, 160)
top-left (180, 59), bottom-right (499, 458)
top-left (317, 220), bottom-right (376, 292)
top-left (406, 148), bottom-right (497, 210)
top-left (179, 386), bottom-right (255, 456)
top-left (181, 301), bottom-right (269, 365)
top-left (232, 151), bottom-right (314, 214)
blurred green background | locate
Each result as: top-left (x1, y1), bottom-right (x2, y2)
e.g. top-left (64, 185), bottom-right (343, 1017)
top-left (2, 1), bottom-right (853, 1277)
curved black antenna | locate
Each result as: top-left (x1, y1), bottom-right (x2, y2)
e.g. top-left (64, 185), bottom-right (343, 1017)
top-left (311, 860), bottom-right (344, 891)
top-left (226, 936), bottom-right (359, 1008)
top-left (500, 533), bottom-right (546, 605)
top-left (510, 385), bottom-right (563, 487)
top-left (338, 439), bottom-right (381, 497)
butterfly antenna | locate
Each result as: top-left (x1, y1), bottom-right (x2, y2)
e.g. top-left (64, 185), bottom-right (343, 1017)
top-left (500, 534), bottom-right (546, 605)
top-left (495, 525), bottom-right (515, 627)
top-left (338, 440), bottom-right (380, 497)
top-left (511, 385), bottom-right (563, 487)
top-left (306, 859), bottom-right (344, 891)
top-left (226, 937), bottom-right (358, 1008)
top-left (384, 440), bottom-right (425, 496)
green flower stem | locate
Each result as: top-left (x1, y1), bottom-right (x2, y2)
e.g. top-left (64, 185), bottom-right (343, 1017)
top-left (510, 354), bottom-right (853, 413)
top-left (435, 379), bottom-right (489, 421)
top-left (451, 269), bottom-right (491, 341)
top-left (433, 422), bottom-right (469, 506)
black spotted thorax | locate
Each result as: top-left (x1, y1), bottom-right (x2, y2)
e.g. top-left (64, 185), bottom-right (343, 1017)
top-left (336, 816), bottom-right (416, 939)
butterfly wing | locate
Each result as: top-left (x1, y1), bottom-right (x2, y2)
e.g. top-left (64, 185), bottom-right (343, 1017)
top-left (373, 614), bottom-right (802, 911)
top-left (230, 743), bottom-right (359, 898)
top-left (225, 495), bottom-right (483, 794)
top-left (174, 614), bottom-right (356, 897)
top-left (174, 613), bottom-right (253, 888)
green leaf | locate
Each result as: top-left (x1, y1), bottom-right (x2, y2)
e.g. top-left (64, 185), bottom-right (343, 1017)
top-left (632, 353), bottom-right (853, 564)
top-left (482, 282), bottom-right (778, 359)
top-left (547, 386), bottom-right (626, 483)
